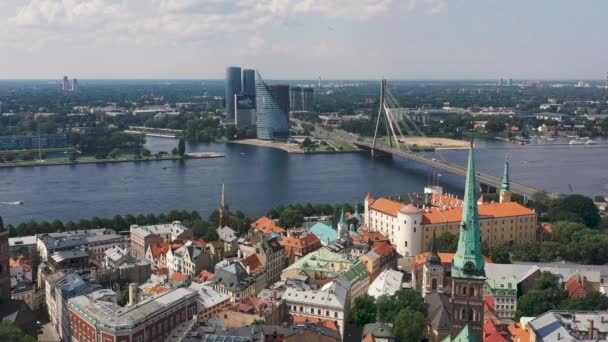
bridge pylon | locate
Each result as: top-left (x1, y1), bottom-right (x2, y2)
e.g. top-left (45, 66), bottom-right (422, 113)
top-left (371, 79), bottom-right (386, 157)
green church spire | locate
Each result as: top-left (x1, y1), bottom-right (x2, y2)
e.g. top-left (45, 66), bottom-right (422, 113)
top-left (339, 208), bottom-right (346, 226)
top-left (501, 160), bottom-right (510, 192)
top-left (453, 141), bottom-right (485, 278)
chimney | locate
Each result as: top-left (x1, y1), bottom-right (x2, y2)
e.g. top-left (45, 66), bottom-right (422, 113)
top-left (246, 265), bottom-right (250, 274)
top-left (128, 282), bottom-right (138, 306)
top-left (238, 249), bottom-right (242, 259)
top-left (589, 319), bottom-right (594, 340)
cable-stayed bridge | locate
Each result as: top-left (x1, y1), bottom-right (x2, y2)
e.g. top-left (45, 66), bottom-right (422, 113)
top-left (342, 80), bottom-right (558, 199)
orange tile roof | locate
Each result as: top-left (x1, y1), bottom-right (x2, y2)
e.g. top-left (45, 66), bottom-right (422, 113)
top-left (372, 242), bottom-right (396, 257)
top-left (192, 239), bottom-right (207, 247)
top-left (241, 254), bottom-right (264, 274)
top-left (507, 323), bottom-right (530, 342)
top-left (150, 242), bottom-right (170, 258)
top-left (421, 201), bottom-right (535, 224)
top-left (565, 276), bottom-right (587, 298)
top-left (282, 234), bottom-right (321, 249)
top-left (251, 216), bottom-right (286, 234)
top-left (369, 198), bottom-right (404, 216)
top-left (414, 252), bottom-right (492, 267)
top-left (369, 195), bottom-right (535, 224)
top-left (171, 241), bottom-right (185, 250)
top-left (144, 284), bottom-right (169, 295)
top-left (194, 270), bottom-right (214, 283)
top-left (292, 315), bottom-right (340, 332)
top-left (170, 272), bottom-right (188, 282)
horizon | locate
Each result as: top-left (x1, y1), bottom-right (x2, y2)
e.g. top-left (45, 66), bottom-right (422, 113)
top-left (1, 1), bottom-right (608, 79)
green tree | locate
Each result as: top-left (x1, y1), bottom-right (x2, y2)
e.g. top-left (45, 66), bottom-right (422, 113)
top-left (352, 294), bottom-right (377, 326)
top-left (4, 152), bottom-right (16, 162)
top-left (489, 242), bottom-right (511, 263)
top-left (178, 138), bottom-right (186, 157)
top-left (142, 148), bottom-right (151, 157)
top-left (278, 208), bottom-right (304, 228)
top-left (437, 231), bottom-right (458, 252)
top-left (562, 194), bottom-right (600, 228)
top-left (560, 291), bottom-right (608, 311)
top-left (21, 151), bottom-right (34, 161)
top-left (0, 321), bottom-right (37, 342)
top-left (393, 308), bottom-right (425, 342)
top-left (109, 148), bottom-right (121, 159)
top-left (515, 272), bottom-right (566, 320)
top-left (376, 289), bottom-right (423, 323)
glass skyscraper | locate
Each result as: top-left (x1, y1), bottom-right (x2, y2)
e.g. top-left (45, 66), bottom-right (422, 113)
top-left (256, 71), bottom-right (290, 140)
top-left (225, 66), bottom-right (242, 122)
top-left (242, 69), bottom-right (256, 96)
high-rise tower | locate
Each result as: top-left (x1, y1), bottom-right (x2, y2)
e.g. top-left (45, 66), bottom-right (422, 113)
top-left (226, 67), bottom-right (242, 123)
top-left (449, 140), bottom-right (486, 341)
top-left (499, 160), bottom-right (512, 203)
top-left (256, 71), bottom-right (289, 140)
top-left (242, 69), bottom-right (256, 96)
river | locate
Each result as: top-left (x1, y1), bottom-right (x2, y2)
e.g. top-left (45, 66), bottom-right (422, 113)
top-left (1, 137), bottom-right (607, 225)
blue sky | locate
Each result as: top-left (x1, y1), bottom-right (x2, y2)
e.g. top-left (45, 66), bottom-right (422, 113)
top-left (0, 0), bottom-right (605, 80)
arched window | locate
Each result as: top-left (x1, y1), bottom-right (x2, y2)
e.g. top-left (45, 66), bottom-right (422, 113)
top-left (461, 286), bottom-right (467, 295)
top-left (469, 287), bottom-right (476, 296)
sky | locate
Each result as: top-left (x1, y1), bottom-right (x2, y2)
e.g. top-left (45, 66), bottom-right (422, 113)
top-left (0, 0), bottom-right (606, 80)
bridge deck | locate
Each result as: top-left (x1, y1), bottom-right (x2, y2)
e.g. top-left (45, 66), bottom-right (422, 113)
top-left (353, 141), bottom-right (555, 199)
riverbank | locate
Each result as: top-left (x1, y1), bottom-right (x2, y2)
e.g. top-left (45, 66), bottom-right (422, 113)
top-left (229, 139), bottom-right (358, 154)
top-left (0, 152), bottom-right (224, 168)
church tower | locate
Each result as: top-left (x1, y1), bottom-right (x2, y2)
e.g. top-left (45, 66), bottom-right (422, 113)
top-left (450, 141), bottom-right (486, 341)
top-left (337, 208), bottom-right (348, 240)
top-left (422, 228), bottom-right (444, 297)
top-left (499, 160), bottom-right (512, 203)
top-left (218, 183), bottom-right (229, 227)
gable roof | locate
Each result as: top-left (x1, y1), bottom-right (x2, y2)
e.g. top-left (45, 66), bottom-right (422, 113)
top-left (308, 222), bottom-right (337, 244)
top-left (251, 216), bottom-right (286, 234)
top-left (149, 242), bottom-right (170, 258)
top-left (240, 254), bottom-right (264, 275)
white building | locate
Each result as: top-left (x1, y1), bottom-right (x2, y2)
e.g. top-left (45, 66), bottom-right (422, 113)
top-left (103, 246), bottom-right (130, 268)
top-left (188, 282), bottom-right (230, 320)
top-left (283, 278), bottom-right (350, 338)
top-left (36, 229), bottom-right (127, 261)
top-left (365, 194), bottom-right (422, 257)
top-left (367, 269), bottom-right (404, 299)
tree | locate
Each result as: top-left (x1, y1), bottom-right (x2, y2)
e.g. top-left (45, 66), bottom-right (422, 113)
top-left (489, 242), bottom-right (511, 263)
top-left (109, 148), bottom-right (121, 159)
top-left (178, 138), bottom-right (186, 157)
top-left (376, 289), bottom-right (423, 324)
top-left (251, 319), bottom-right (266, 325)
top-left (3, 152), bottom-right (16, 162)
top-left (530, 191), bottom-right (551, 214)
top-left (562, 194), bottom-right (600, 228)
top-left (21, 151), bottom-right (34, 161)
top-left (171, 147), bottom-right (178, 155)
top-left (0, 321), bottom-right (36, 342)
top-left (515, 272), bottom-right (566, 320)
top-left (594, 195), bottom-right (606, 202)
top-left (394, 308), bottom-right (425, 342)
top-left (561, 291), bottom-right (608, 311)
top-left (278, 208), bottom-right (304, 228)
top-left (142, 148), bottom-right (151, 157)
top-left (437, 231), bottom-right (458, 252)
top-left (353, 294), bottom-right (376, 326)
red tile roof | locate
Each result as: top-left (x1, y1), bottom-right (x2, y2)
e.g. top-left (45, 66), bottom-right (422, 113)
top-left (292, 315), bottom-right (340, 332)
top-left (372, 242), bottom-right (396, 257)
top-left (251, 216), bottom-right (286, 234)
top-left (150, 242), bottom-right (170, 258)
top-left (194, 270), bottom-right (214, 283)
top-left (170, 272), bottom-right (188, 282)
top-left (565, 276), bottom-right (587, 298)
top-left (507, 322), bottom-right (531, 342)
top-left (241, 254), bottom-right (264, 274)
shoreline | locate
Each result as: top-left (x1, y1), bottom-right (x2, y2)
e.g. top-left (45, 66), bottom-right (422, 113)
top-left (0, 152), bottom-right (224, 169)
top-left (228, 139), bottom-right (359, 154)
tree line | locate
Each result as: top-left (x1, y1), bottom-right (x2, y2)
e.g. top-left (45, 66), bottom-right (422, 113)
top-left (352, 289), bottom-right (426, 342)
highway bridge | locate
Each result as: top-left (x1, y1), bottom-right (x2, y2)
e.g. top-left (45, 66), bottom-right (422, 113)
top-left (352, 140), bottom-right (558, 199)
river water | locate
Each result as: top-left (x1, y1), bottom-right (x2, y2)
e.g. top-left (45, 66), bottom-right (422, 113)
top-left (1, 137), bottom-right (607, 225)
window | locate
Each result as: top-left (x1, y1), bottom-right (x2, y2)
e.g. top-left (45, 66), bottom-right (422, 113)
top-left (334, 312), bottom-right (338, 318)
